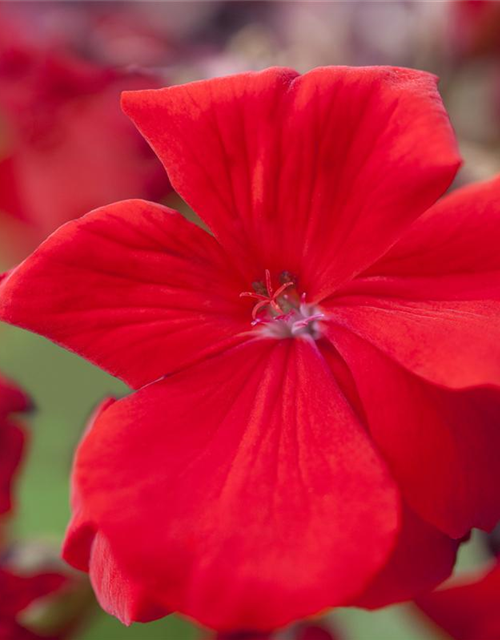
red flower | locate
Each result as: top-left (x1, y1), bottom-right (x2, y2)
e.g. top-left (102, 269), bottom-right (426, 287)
top-left (0, 16), bottom-right (167, 246)
top-left (0, 375), bottom-right (29, 516)
top-left (450, 0), bottom-right (500, 58)
top-left (295, 626), bottom-right (337, 640)
top-left (0, 566), bottom-right (68, 640)
top-left (416, 559), bottom-right (500, 640)
top-left (1, 66), bottom-right (499, 631)
top-left (214, 623), bottom-right (337, 640)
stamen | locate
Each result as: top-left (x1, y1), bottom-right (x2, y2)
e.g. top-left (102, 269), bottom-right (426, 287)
top-left (265, 269), bottom-right (273, 297)
top-left (240, 270), bottom-right (324, 340)
top-left (239, 272), bottom-right (293, 320)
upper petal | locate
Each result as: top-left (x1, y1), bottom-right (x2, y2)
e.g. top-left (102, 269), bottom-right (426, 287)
top-left (0, 200), bottom-right (248, 389)
top-left (63, 340), bottom-right (398, 631)
top-left (329, 175), bottom-right (500, 389)
top-left (122, 66), bottom-right (460, 298)
top-left (352, 174), bottom-right (500, 299)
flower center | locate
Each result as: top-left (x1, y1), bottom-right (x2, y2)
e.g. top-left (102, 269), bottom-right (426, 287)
top-left (240, 270), bottom-right (324, 340)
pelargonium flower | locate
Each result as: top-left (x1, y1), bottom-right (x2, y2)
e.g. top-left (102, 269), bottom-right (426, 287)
top-left (1, 66), bottom-right (500, 631)
top-left (416, 559), bottom-right (500, 640)
top-left (0, 375), bottom-right (29, 516)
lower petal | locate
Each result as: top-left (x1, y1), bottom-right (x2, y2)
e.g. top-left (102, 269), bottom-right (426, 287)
top-left (64, 340), bottom-right (398, 631)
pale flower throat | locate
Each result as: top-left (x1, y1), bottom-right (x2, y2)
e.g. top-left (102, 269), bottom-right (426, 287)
top-left (240, 270), bottom-right (324, 340)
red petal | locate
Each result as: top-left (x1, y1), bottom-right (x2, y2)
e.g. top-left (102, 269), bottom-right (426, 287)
top-left (329, 327), bottom-right (500, 538)
top-left (0, 200), bottom-right (248, 389)
top-left (0, 419), bottom-right (24, 515)
top-left (122, 66), bottom-right (460, 298)
top-left (64, 340), bottom-right (398, 631)
top-left (0, 622), bottom-right (51, 640)
top-left (416, 560), bottom-right (500, 640)
top-left (0, 375), bottom-right (30, 416)
top-left (330, 176), bottom-right (500, 389)
top-left (355, 505), bottom-right (458, 609)
top-left (0, 376), bottom-right (29, 515)
top-left (88, 531), bottom-right (170, 625)
top-left (364, 175), bottom-right (500, 293)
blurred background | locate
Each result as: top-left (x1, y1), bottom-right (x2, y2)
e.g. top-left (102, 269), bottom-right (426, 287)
top-left (0, 1), bottom-right (499, 639)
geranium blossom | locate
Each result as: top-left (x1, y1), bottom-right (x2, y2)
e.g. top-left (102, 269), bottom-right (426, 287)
top-left (1, 66), bottom-right (500, 631)
top-left (0, 375), bottom-right (29, 516)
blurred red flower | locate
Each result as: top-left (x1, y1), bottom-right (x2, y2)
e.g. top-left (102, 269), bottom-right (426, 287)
top-left (294, 624), bottom-right (338, 640)
top-left (214, 623), bottom-right (337, 640)
top-left (0, 15), bottom-right (168, 249)
top-left (0, 372), bottom-right (76, 640)
top-left (2, 66), bottom-right (500, 631)
top-left (416, 559), bottom-right (500, 640)
top-left (0, 567), bottom-right (68, 640)
top-left (0, 375), bottom-right (30, 517)
top-left (451, 0), bottom-right (500, 58)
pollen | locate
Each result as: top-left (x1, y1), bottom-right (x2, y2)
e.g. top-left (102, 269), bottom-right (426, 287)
top-left (240, 270), bottom-right (324, 340)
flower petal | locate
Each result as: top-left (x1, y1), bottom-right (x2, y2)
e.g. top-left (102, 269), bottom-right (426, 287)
top-left (0, 419), bottom-right (24, 515)
top-left (329, 326), bottom-right (500, 538)
top-left (122, 66), bottom-right (460, 298)
top-left (88, 531), bottom-right (171, 625)
top-left (416, 561), bottom-right (500, 640)
top-left (0, 377), bottom-right (28, 516)
top-left (0, 375), bottom-right (30, 417)
top-left (64, 340), bottom-right (398, 631)
top-left (0, 200), bottom-right (248, 389)
top-left (355, 505), bottom-right (458, 609)
top-left (0, 568), bottom-right (67, 617)
top-left (330, 176), bottom-right (500, 389)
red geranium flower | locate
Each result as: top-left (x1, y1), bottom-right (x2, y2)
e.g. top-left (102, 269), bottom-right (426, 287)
top-left (0, 375), bottom-right (29, 517)
top-left (0, 16), bottom-right (167, 248)
top-left (1, 66), bottom-right (500, 631)
top-left (416, 559), bottom-right (500, 640)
